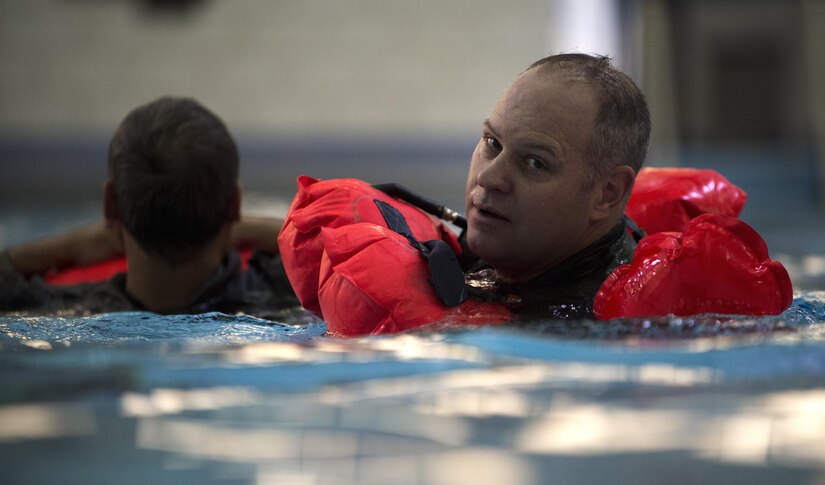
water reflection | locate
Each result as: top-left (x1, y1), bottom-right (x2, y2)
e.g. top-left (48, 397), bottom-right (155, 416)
top-left (1, 298), bottom-right (825, 484)
top-left (0, 402), bottom-right (96, 442)
top-left (107, 363), bottom-right (825, 484)
top-left (122, 387), bottom-right (262, 417)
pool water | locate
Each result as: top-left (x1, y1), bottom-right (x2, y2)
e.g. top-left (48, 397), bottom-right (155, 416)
top-left (2, 294), bottom-right (825, 485)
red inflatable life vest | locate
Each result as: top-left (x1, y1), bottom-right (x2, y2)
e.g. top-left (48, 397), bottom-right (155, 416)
top-left (43, 249), bottom-right (253, 285)
top-left (277, 176), bottom-right (511, 336)
top-left (44, 256), bottom-right (127, 285)
top-left (597, 167), bottom-right (792, 319)
top-left (317, 223), bottom-right (509, 336)
top-left (594, 213), bottom-right (793, 319)
top-left (627, 167), bottom-right (747, 234)
top-left (277, 175), bottom-right (462, 317)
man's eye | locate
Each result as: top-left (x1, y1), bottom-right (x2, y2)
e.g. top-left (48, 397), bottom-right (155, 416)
top-left (483, 136), bottom-right (501, 151)
top-left (525, 157), bottom-right (547, 171)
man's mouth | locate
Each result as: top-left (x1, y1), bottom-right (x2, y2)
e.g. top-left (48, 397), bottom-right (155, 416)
top-left (475, 203), bottom-right (509, 222)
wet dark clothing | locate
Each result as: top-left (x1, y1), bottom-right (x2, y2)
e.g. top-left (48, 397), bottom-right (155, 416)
top-left (462, 220), bottom-right (638, 320)
top-left (0, 250), bottom-right (300, 320)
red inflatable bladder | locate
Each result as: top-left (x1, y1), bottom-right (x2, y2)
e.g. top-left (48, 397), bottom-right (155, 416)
top-left (593, 213), bottom-right (793, 319)
top-left (277, 176), bottom-right (461, 317)
top-left (44, 257), bottom-right (128, 285)
top-left (318, 223), bottom-right (510, 336)
top-left (627, 168), bottom-right (747, 234)
top-left (42, 249), bottom-right (255, 286)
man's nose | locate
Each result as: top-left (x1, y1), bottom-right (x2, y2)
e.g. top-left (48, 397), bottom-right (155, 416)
top-left (476, 153), bottom-right (513, 193)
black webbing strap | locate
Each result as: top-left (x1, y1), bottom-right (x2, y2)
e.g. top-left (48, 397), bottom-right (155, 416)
top-left (373, 183), bottom-right (467, 230)
top-left (374, 199), bottom-right (468, 307)
top-left (624, 215), bottom-right (646, 242)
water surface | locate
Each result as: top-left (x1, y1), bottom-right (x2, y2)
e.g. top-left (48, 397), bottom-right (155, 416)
top-left (2, 294), bottom-right (825, 484)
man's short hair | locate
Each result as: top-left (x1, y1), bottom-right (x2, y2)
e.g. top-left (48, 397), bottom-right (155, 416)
top-left (527, 53), bottom-right (651, 184)
top-left (107, 97), bottom-right (239, 266)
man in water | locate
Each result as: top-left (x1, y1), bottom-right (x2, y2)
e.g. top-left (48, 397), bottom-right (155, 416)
top-left (461, 53), bottom-right (651, 319)
top-left (0, 97), bottom-right (298, 317)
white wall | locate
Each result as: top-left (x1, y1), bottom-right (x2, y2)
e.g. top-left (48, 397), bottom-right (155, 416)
top-left (0, 0), bottom-right (552, 138)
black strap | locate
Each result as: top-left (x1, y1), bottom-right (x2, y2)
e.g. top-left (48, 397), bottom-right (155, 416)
top-left (373, 183), bottom-right (467, 229)
top-left (624, 215), bottom-right (646, 242)
top-left (374, 199), bottom-right (468, 307)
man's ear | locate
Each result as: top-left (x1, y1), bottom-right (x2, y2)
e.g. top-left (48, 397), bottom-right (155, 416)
top-left (592, 165), bottom-right (635, 220)
top-left (103, 180), bottom-right (119, 223)
top-left (227, 182), bottom-right (242, 223)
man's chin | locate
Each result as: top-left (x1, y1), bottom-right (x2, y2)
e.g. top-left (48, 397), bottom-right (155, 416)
top-left (467, 239), bottom-right (530, 280)
top-left (467, 235), bottom-right (508, 265)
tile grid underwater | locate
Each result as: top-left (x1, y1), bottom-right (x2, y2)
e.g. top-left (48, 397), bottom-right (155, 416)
top-left (1, 293), bottom-right (825, 485)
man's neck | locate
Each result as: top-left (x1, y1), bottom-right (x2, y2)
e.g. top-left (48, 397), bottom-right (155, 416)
top-left (122, 232), bottom-right (229, 314)
top-left (495, 217), bottom-right (621, 284)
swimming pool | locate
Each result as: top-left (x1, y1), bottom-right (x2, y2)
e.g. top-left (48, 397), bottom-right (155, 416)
top-left (2, 195), bottom-right (825, 485)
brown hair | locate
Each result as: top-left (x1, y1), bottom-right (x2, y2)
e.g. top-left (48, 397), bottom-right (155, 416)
top-left (107, 97), bottom-right (239, 266)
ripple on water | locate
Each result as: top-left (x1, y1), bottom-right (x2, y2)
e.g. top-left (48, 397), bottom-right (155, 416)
top-left (1, 292), bottom-right (824, 347)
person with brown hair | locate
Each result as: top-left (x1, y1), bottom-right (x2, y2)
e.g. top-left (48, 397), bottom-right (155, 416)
top-left (1, 97), bottom-right (298, 317)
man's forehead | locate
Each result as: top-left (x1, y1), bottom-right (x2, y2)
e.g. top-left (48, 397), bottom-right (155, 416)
top-left (492, 71), bottom-right (598, 127)
top-left (511, 69), bottom-right (595, 102)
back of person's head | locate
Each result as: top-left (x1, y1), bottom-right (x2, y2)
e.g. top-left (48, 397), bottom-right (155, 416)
top-left (527, 53), bottom-right (651, 185)
top-left (107, 96), bottom-right (239, 267)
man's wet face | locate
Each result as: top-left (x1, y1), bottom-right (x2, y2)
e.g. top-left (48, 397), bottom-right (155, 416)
top-left (464, 69), bottom-right (604, 282)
